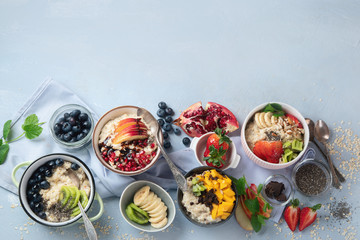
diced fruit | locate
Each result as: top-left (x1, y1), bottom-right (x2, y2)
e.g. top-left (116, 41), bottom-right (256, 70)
top-left (284, 199), bottom-right (300, 232)
top-left (286, 114), bottom-right (303, 128)
top-left (299, 204), bottom-right (322, 231)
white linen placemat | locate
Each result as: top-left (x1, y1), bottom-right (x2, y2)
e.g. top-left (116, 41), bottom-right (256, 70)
top-left (0, 79), bottom-right (312, 222)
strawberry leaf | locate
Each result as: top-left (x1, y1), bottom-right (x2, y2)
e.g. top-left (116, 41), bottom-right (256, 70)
top-left (23, 124), bottom-right (43, 140)
top-left (0, 143), bottom-right (9, 164)
top-left (257, 184), bottom-right (263, 194)
top-left (3, 120), bottom-right (11, 140)
top-left (22, 114), bottom-right (39, 129)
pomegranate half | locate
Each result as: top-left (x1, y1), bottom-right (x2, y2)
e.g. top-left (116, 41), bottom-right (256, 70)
top-left (174, 101), bottom-right (239, 138)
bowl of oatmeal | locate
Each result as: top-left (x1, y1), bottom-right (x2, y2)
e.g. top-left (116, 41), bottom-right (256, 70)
top-left (12, 153), bottom-right (104, 227)
top-left (241, 102), bottom-right (309, 169)
top-left (177, 166), bottom-right (237, 227)
top-left (92, 106), bottom-right (163, 176)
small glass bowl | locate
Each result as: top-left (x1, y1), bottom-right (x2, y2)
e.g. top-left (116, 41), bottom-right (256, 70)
top-left (261, 174), bottom-right (294, 207)
top-left (291, 158), bottom-right (332, 197)
top-left (49, 104), bottom-right (94, 150)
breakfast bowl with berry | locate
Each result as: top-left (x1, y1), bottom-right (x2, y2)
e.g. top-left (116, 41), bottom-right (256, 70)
top-left (49, 104), bottom-right (94, 150)
top-left (190, 128), bottom-right (240, 170)
top-left (11, 153), bottom-right (104, 227)
top-left (92, 106), bottom-right (163, 176)
top-left (241, 102), bottom-right (309, 169)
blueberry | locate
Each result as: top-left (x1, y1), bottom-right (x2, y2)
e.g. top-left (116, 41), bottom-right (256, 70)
top-left (157, 109), bottom-right (166, 118)
top-left (68, 117), bottom-right (77, 126)
top-left (158, 101), bottom-right (167, 109)
top-left (70, 109), bottom-right (81, 118)
top-left (29, 201), bottom-right (35, 210)
top-left (32, 193), bottom-right (42, 203)
top-left (163, 131), bottom-right (169, 139)
top-left (34, 202), bottom-right (44, 213)
top-left (28, 178), bottom-right (37, 187)
top-left (72, 125), bottom-right (81, 133)
top-left (76, 133), bottom-right (85, 141)
top-left (182, 137), bottom-right (191, 146)
top-left (55, 158), bottom-right (64, 166)
top-left (164, 141), bottom-right (171, 149)
top-left (38, 211), bottom-right (46, 219)
top-left (165, 108), bottom-right (174, 116)
top-left (54, 123), bottom-right (62, 134)
top-left (57, 117), bottom-right (65, 125)
top-left (62, 122), bottom-right (72, 133)
top-left (157, 119), bottom-right (165, 126)
top-left (70, 137), bottom-right (77, 142)
top-left (63, 133), bottom-right (72, 142)
top-left (46, 160), bottom-right (56, 169)
top-left (36, 173), bottom-right (45, 182)
top-left (39, 166), bottom-right (47, 173)
top-left (82, 128), bottom-right (89, 136)
top-left (40, 180), bottom-right (50, 190)
top-left (57, 133), bottom-right (64, 141)
top-left (32, 183), bottom-right (40, 193)
top-left (79, 113), bottom-right (89, 122)
top-left (71, 163), bottom-right (80, 171)
top-left (27, 189), bottom-right (35, 198)
top-left (82, 120), bottom-right (91, 129)
top-left (64, 112), bottom-right (70, 120)
top-left (165, 116), bottom-right (173, 123)
top-left (44, 169), bottom-right (52, 177)
top-left (163, 123), bottom-right (172, 132)
top-left (174, 128), bottom-right (181, 135)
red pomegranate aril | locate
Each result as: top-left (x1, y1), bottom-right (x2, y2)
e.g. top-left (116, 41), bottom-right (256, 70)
top-left (145, 159), bottom-right (151, 164)
top-left (141, 164), bottom-right (146, 168)
top-left (152, 151), bottom-right (156, 157)
top-left (131, 167), bottom-right (137, 171)
top-left (125, 167), bottom-right (130, 171)
top-left (151, 143), bottom-right (155, 148)
top-left (138, 159), bottom-right (143, 164)
top-left (132, 152), bottom-right (136, 158)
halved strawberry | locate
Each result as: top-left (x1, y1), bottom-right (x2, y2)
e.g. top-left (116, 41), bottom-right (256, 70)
top-left (286, 114), bottom-right (303, 128)
top-left (299, 204), bottom-right (321, 231)
top-left (253, 141), bottom-right (283, 164)
top-left (284, 199), bottom-right (300, 232)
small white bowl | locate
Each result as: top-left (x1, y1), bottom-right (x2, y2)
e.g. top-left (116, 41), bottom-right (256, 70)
top-left (190, 132), bottom-right (240, 170)
top-left (241, 102), bottom-right (309, 170)
top-left (119, 180), bottom-right (175, 232)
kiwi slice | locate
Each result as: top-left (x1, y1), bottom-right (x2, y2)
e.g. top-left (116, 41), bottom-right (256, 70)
top-left (125, 203), bottom-right (149, 225)
top-left (71, 208), bottom-right (81, 217)
top-left (70, 187), bottom-right (81, 209)
top-left (79, 190), bottom-right (89, 208)
top-left (59, 186), bottom-right (71, 207)
top-left (129, 203), bottom-right (149, 219)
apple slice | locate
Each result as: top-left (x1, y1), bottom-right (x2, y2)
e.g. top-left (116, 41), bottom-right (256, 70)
top-left (235, 197), bottom-right (253, 231)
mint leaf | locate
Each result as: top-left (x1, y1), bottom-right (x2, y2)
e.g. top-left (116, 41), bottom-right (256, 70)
top-left (270, 103), bottom-right (282, 111)
top-left (3, 120), bottom-right (11, 140)
top-left (0, 143), bottom-right (9, 164)
top-left (22, 114), bottom-right (39, 129)
top-left (245, 198), bottom-right (260, 214)
top-left (251, 214), bottom-right (262, 232)
top-left (229, 176), bottom-right (247, 196)
top-left (23, 124), bottom-right (43, 139)
top-left (257, 184), bottom-right (263, 194)
top-left (263, 103), bottom-right (284, 117)
top-left (263, 104), bottom-right (275, 112)
top-left (0, 139), bottom-right (2, 146)
top-left (257, 214), bottom-right (265, 225)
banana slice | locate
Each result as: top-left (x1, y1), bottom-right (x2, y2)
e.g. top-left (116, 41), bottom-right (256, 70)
top-left (271, 115), bottom-right (278, 125)
top-left (264, 112), bottom-right (273, 127)
top-left (148, 202), bottom-right (165, 215)
top-left (259, 112), bottom-right (268, 128)
top-left (149, 210), bottom-right (167, 223)
top-left (139, 191), bottom-right (155, 208)
top-left (149, 205), bottom-right (167, 218)
top-left (151, 217), bottom-right (168, 229)
top-left (133, 186), bottom-right (150, 206)
top-left (142, 197), bottom-right (162, 212)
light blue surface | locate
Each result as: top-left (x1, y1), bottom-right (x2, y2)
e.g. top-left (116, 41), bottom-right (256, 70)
top-left (1, 0), bottom-right (359, 239)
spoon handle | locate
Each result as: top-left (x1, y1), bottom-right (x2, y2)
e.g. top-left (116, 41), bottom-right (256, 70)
top-left (313, 141), bottom-right (345, 182)
top-left (320, 141), bottom-right (341, 188)
top-left (155, 132), bottom-right (188, 192)
top-left (78, 202), bottom-right (98, 240)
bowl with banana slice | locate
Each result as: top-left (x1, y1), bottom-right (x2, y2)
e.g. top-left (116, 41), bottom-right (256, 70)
top-left (241, 102), bottom-right (309, 169)
top-left (119, 180), bottom-right (176, 232)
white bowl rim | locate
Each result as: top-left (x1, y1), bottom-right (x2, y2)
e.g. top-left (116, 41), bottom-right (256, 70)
top-left (119, 180), bottom-right (176, 232)
top-left (241, 102), bottom-right (310, 168)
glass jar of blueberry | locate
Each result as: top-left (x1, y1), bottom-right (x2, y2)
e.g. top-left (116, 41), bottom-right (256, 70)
top-left (49, 104), bottom-right (94, 149)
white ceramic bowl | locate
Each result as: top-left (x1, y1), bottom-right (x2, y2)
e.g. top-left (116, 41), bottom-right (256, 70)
top-left (190, 132), bottom-right (240, 170)
top-left (92, 106), bottom-right (163, 176)
top-left (241, 102), bottom-right (309, 169)
top-left (119, 180), bottom-right (176, 232)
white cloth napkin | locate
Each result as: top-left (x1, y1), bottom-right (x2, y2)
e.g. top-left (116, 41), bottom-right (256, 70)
top-left (1, 79), bottom-right (312, 222)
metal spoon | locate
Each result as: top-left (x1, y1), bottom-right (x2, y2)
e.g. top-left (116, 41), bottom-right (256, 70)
top-left (314, 120), bottom-right (341, 189)
top-left (137, 107), bottom-right (188, 192)
top-left (305, 118), bottom-right (345, 182)
top-left (67, 170), bottom-right (98, 240)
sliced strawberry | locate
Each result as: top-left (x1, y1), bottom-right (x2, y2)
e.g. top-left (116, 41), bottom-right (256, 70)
top-left (299, 204), bottom-right (321, 231)
top-left (284, 199), bottom-right (300, 232)
top-left (286, 114), bottom-right (303, 128)
top-left (253, 141), bottom-right (283, 163)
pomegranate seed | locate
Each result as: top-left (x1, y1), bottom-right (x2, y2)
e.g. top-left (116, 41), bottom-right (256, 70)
top-left (125, 167), bottom-right (130, 171)
top-left (146, 154), bottom-right (151, 160)
top-left (138, 159), bottom-right (143, 164)
top-left (131, 167), bottom-right (137, 171)
top-left (132, 152), bottom-right (136, 158)
top-left (152, 151), bottom-right (156, 157)
top-left (137, 166), bottom-right (142, 170)
top-left (145, 159), bottom-right (151, 164)
top-left (114, 158), bottom-right (119, 162)
top-left (151, 143), bottom-right (155, 148)
top-left (141, 164), bottom-right (146, 168)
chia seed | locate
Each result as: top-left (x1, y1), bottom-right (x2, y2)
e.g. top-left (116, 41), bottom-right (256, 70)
top-left (295, 163), bottom-right (327, 195)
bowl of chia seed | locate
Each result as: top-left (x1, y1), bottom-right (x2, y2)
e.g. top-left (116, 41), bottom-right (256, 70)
top-left (291, 158), bottom-right (332, 196)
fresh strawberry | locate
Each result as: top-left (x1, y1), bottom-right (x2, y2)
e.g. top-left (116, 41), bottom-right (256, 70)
top-left (253, 140), bottom-right (283, 163)
top-left (286, 114), bottom-right (303, 128)
top-left (299, 204), bottom-right (322, 231)
top-left (203, 128), bottom-right (231, 168)
top-left (284, 199), bottom-right (300, 231)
